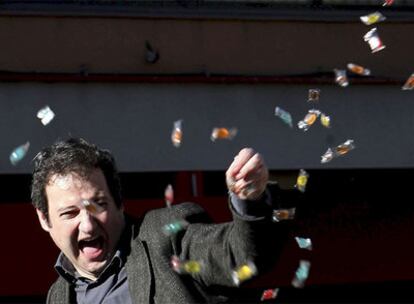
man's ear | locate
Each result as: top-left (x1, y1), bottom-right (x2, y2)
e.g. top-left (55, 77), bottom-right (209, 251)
top-left (36, 209), bottom-right (51, 232)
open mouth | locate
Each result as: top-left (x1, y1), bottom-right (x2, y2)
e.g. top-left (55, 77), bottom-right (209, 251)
top-left (78, 236), bottom-right (104, 260)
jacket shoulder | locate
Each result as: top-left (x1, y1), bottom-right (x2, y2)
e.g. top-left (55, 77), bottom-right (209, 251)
top-left (137, 202), bottom-right (211, 240)
top-left (145, 202), bottom-right (209, 223)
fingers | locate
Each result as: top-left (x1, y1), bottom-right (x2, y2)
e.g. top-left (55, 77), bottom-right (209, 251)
top-left (232, 169), bottom-right (268, 200)
top-left (226, 148), bottom-right (255, 192)
top-left (226, 148), bottom-right (269, 200)
top-left (235, 152), bottom-right (263, 180)
top-left (226, 148), bottom-right (255, 179)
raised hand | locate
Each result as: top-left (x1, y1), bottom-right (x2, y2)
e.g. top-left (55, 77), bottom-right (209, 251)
top-left (226, 148), bottom-right (269, 200)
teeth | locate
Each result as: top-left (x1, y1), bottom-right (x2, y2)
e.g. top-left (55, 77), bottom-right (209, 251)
top-left (79, 236), bottom-right (98, 242)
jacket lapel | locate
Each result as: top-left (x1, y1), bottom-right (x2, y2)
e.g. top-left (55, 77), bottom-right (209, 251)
top-left (46, 276), bottom-right (72, 304)
top-left (125, 227), bottom-right (153, 304)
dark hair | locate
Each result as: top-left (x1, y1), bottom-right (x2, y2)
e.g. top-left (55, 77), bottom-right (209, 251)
top-left (31, 138), bottom-right (122, 219)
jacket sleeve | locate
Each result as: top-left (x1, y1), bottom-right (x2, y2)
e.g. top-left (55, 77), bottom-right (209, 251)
top-left (158, 198), bottom-right (285, 289)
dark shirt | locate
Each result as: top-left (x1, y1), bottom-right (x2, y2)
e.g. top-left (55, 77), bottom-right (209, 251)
top-left (54, 195), bottom-right (271, 303)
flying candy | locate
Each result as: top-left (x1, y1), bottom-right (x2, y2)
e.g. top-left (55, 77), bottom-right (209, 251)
top-left (402, 73), bottom-right (414, 90)
top-left (320, 113), bottom-right (331, 128)
top-left (164, 184), bottom-right (174, 208)
top-left (292, 260), bottom-right (311, 288)
top-left (295, 237), bottom-right (313, 251)
top-left (274, 106), bottom-right (293, 128)
top-left (81, 199), bottom-right (105, 215)
top-left (321, 148), bottom-right (334, 164)
top-left (272, 208), bottom-right (296, 222)
top-left (298, 109), bottom-right (321, 131)
top-left (260, 288), bottom-right (279, 301)
top-left (321, 139), bottom-right (355, 164)
top-left (232, 261), bottom-right (257, 286)
top-left (171, 120), bottom-right (183, 147)
top-left (10, 142), bottom-right (30, 166)
top-left (211, 127), bottom-right (238, 141)
top-left (347, 63), bottom-right (371, 76)
top-left (335, 139), bottom-right (355, 156)
top-left (383, 0), bottom-right (394, 6)
top-left (162, 220), bottom-right (189, 236)
top-left (360, 12), bottom-right (386, 25)
top-left (295, 169), bottom-right (309, 193)
top-left (308, 89), bottom-right (320, 102)
top-left (170, 255), bottom-right (202, 275)
top-left (334, 69), bottom-right (349, 87)
top-left (37, 105), bottom-right (55, 126)
top-left (363, 28), bottom-right (386, 53)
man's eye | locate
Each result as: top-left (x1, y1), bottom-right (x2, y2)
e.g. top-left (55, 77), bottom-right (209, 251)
top-left (97, 202), bottom-right (107, 207)
top-left (60, 210), bottom-right (79, 219)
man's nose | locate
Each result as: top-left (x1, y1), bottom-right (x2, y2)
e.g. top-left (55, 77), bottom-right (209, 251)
top-left (79, 211), bottom-right (97, 234)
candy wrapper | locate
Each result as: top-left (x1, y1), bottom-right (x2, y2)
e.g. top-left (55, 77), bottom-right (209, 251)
top-left (274, 106), bottom-right (293, 128)
top-left (272, 208), bottom-right (296, 222)
top-left (334, 69), bottom-right (349, 87)
top-left (402, 73), bottom-right (414, 90)
top-left (232, 261), bottom-right (257, 286)
top-left (295, 237), bottom-right (313, 251)
top-left (295, 169), bottom-right (309, 193)
top-left (37, 105), bottom-right (55, 126)
top-left (164, 184), bottom-right (174, 208)
top-left (298, 109), bottom-right (321, 131)
top-left (363, 28), bottom-right (386, 53)
top-left (10, 142), bottom-right (30, 166)
top-left (260, 288), bottom-right (279, 301)
top-left (211, 127), bottom-right (238, 141)
top-left (321, 148), bottom-right (334, 164)
top-left (170, 255), bottom-right (202, 275)
top-left (321, 139), bottom-right (355, 164)
top-left (347, 63), bottom-right (371, 76)
top-left (308, 89), bottom-right (320, 102)
top-left (81, 199), bottom-right (105, 215)
top-left (162, 220), bottom-right (189, 236)
top-left (360, 12), bottom-right (386, 26)
top-left (292, 260), bottom-right (311, 288)
top-left (320, 113), bottom-right (331, 128)
top-left (171, 120), bottom-right (183, 147)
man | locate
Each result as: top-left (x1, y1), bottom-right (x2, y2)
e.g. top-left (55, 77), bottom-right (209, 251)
top-left (32, 138), bottom-right (276, 303)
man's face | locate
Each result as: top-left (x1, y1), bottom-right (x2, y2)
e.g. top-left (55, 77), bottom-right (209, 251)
top-left (36, 169), bottom-right (125, 278)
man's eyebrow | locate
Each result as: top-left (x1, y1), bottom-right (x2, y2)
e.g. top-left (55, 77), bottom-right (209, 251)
top-left (57, 205), bottom-right (78, 213)
top-left (55, 191), bottom-right (108, 213)
top-left (93, 190), bottom-right (108, 199)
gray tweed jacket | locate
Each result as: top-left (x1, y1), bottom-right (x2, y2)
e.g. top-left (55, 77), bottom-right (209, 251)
top-left (46, 201), bottom-right (275, 304)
